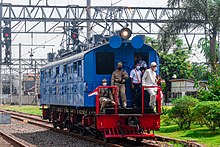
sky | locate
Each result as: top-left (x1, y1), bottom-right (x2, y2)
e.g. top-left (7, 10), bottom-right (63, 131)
top-left (1, 0), bottom-right (206, 63)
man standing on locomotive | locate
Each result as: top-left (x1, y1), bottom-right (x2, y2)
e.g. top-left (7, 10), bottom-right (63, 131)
top-left (99, 79), bottom-right (115, 111)
top-left (111, 62), bottom-right (129, 108)
top-left (142, 62), bottom-right (158, 111)
top-left (130, 62), bottom-right (142, 107)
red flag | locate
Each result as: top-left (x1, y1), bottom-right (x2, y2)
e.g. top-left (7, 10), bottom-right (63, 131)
top-left (88, 88), bottom-right (98, 97)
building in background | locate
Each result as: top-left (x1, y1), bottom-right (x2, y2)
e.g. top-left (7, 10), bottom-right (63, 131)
top-left (170, 79), bottom-right (199, 100)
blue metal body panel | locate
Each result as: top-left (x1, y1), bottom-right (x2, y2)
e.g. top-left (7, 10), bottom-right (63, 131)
top-left (40, 41), bottom-right (159, 108)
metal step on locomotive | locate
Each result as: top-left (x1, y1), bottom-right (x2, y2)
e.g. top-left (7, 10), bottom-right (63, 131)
top-left (40, 27), bottom-right (162, 141)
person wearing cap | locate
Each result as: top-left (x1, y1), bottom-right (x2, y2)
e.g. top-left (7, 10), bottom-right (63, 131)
top-left (130, 62), bottom-right (142, 107)
top-left (142, 62), bottom-right (158, 111)
top-left (99, 79), bottom-right (115, 111)
top-left (111, 62), bottom-right (129, 108)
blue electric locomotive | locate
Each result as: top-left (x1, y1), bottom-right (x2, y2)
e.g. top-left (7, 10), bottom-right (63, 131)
top-left (40, 28), bottom-right (162, 140)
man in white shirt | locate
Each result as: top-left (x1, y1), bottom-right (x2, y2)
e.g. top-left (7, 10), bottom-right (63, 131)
top-left (142, 62), bottom-right (158, 110)
top-left (130, 63), bottom-right (142, 107)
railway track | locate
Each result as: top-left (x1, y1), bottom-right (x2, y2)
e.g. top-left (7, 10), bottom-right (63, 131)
top-left (0, 108), bottom-right (204, 147)
top-left (0, 130), bottom-right (28, 147)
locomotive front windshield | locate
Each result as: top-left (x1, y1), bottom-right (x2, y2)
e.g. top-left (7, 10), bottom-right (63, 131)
top-left (96, 52), bottom-right (115, 74)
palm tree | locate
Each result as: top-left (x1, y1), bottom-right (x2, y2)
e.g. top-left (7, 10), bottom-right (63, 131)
top-left (165, 0), bottom-right (220, 71)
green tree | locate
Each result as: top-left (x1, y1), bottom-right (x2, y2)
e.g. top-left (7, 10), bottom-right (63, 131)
top-left (145, 36), bottom-right (159, 51)
top-left (145, 36), bottom-right (193, 101)
top-left (157, 25), bottom-right (179, 53)
top-left (160, 47), bottom-right (192, 101)
top-left (160, 49), bottom-right (192, 80)
top-left (189, 63), bottom-right (209, 81)
top-left (198, 37), bottom-right (219, 65)
top-left (167, 0), bottom-right (220, 71)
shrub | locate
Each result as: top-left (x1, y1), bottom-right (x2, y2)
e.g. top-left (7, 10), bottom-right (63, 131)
top-left (168, 96), bottom-right (199, 129)
top-left (193, 101), bottom-right (220, 131)
top-left (198, 72), bottom-right (220, 101)
top-left (161, 114), bottom-right (175, 126)
top-left (162, 106), bottom-right (172, 115)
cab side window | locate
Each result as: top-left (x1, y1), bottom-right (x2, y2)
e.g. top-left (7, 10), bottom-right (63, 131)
top-left (63, 64), bottom-right (67, 74)
top-left (49, 69), bottom-right (52, 77)
top-left (96, 52), bottom-right (114, 74)
top-left (56, 67), bottom-right (59, 76)
top-left (78, 61), bottom-right (82, 77)
top-left (73, 62), bottom-right (77, 73)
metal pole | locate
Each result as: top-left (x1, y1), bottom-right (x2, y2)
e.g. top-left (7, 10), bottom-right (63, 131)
top-left (0, 3), bottom-right (2, 106)
top-left (34, 60), bottom-right (37, 105)
top-left (19, 43), bottom-right (22, 106)
top-left (86, 0), bottom-right (91, 40)
top-left (9, 65), bottom-right (12, 103)
top-left (0, 65), bottom-right (1, 106)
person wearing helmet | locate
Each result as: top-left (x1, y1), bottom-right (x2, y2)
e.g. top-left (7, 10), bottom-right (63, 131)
top-left (99, 79), bottom-right (115, 111)
top-left (142, 62), bottom-right (158, 111)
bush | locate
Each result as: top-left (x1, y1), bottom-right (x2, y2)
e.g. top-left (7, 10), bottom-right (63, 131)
top-left (162, 106), bottom-right (172, 115)
top-left (168, 96), bottom-right (199, 129)
top-left (193, 101), bottom-right (220, 131)
top-left (161, 114), bottom-right (175, 126)
top-left (198, 73), bottom-right (220, 101)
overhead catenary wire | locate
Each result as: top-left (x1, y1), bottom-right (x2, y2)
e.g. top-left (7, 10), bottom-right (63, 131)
top-left (21, 34), bottom-right (61, 57)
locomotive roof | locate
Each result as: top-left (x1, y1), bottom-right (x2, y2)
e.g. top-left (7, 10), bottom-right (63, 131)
top-left (41, 42), bottom-right (159, 70)
top-left (41, 49), bottom-right (91, 70)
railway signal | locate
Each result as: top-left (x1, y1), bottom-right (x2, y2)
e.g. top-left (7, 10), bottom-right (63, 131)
top-left (3, 27), bottom-right (11, 39)
top-left (71, 28), bottom-right (79, 45)
top-left (2, 27), bottom-right (12, 63)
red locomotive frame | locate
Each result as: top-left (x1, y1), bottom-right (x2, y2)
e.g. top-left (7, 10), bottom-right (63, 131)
top-left (95, 86), bottom-right (162, 139)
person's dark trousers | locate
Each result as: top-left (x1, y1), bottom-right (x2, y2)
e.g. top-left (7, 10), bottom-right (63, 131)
top-left (144, 90), bottom-right (150, 107)
top-left (132, 83), bottom-right (142, 107)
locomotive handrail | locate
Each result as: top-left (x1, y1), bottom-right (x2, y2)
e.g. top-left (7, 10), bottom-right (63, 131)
top-left (141, 86), bottom-right (162, 114)
top-left (95, 86), bottom-right (118, 115)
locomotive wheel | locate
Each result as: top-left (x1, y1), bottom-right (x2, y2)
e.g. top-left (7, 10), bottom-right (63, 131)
top-left (67, 125), bottom-right (73, 132)
top-left (58, 123), bottom-right (64, 130)
top-left (53, 120), bottom-right (57, 129)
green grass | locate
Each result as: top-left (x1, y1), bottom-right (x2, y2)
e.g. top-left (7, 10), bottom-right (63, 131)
top-left (156, 122), bottom-right (220, 147)
top-left (0, 105), bottom-right (42, 116)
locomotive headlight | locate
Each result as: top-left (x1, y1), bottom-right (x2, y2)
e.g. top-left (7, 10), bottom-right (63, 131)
top-left (120, 28), bottom-right (132, 40)
top-left (122, 31), bottom-right (128, 37)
